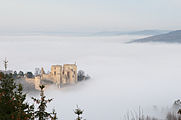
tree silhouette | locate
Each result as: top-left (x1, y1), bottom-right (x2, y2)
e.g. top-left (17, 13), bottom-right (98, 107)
top-left (74, 105), bottom-right (85, 120)
top-left (0, 72), bottom-right (34, 120)
top-left (32, 85), bottom-right (57, 120)
top-left (3, 57), bottom-right (8, 71)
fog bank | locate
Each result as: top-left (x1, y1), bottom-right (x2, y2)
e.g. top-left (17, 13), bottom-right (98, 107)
top-left (0, 35), bottom-right (180, 120)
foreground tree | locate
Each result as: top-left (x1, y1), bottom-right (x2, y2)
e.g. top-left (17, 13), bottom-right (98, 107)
top-left (14, 84), bottom-right (34, 119)
top-left (50, 109), bottom-right (58, 120)
top-left (0, 72), bottom-right (34, 120)
top-left (32, 85), bottom-right (57, 120)
top-left (74, 105), bottom-right (85, 120)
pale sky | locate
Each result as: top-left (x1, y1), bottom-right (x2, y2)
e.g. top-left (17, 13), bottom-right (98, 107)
top-left (0, 0), bottom-right (181, 33)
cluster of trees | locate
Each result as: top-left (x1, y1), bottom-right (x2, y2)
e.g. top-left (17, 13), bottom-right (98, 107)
top-left (12, 71), bottom-right (34, 79)
top-left (77, 70), bottom-right (90, 81)
top-left (0, 72), bottom-right (85, 120)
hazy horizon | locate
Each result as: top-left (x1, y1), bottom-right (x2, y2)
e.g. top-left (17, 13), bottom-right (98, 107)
top-left (0, 0), bottom-right (181, 33)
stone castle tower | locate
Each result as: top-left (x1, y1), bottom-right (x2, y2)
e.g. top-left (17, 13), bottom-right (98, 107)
top-left (62, 64), bottom-right (77, 84)
top-left (39, 64), bottom-right (77, 86)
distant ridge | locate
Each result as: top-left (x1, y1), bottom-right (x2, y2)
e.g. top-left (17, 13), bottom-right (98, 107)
top-left (91, 30), bottom-right (170, 36)
top-left (129, 30), bottom-right (181, 43)
top-left (0, 30), bottom-right (170, 36)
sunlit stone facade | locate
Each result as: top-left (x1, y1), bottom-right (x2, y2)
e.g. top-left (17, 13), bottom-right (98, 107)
top-left (32, 64), bottom-right (77, 89)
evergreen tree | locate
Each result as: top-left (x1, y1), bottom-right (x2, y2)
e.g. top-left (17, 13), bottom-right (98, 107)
top-left (0, 73), bottom-right (16, 120)
top-left (32, 85), bottom-right (57, 120)
top-left (0, 72), bottom-right (34, 120)
top-left (50, 109), bottom-right (58, 120)
top-left (74, 105), bottom-right (84, 120)
top-left (14, 84), bottom-right (34, 120)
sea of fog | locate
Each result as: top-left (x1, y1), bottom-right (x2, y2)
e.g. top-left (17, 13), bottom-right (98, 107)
top-left (0, 35), bottom-right (181, 120)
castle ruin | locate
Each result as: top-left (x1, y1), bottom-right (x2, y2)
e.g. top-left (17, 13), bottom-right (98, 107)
top-left (31, 64), bottom-right (77, 90)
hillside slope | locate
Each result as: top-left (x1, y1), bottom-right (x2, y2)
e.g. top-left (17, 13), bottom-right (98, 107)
top-left (130, 30), bottom-right (181, 43)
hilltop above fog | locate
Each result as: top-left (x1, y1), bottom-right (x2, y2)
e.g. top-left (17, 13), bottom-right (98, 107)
top-left (130, 30), bottom-right (181, 43)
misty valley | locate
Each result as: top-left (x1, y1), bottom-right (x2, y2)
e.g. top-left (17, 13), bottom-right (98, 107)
top-left (0, 35), bottom-right (181, 119)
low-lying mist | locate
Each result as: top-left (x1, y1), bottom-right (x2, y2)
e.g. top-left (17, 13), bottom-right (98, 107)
top-left (0, 35), bottom-right (181, 120)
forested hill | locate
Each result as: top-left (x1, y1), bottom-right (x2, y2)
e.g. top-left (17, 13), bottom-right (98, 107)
top-left (130, 30), bottom-right (181, 43)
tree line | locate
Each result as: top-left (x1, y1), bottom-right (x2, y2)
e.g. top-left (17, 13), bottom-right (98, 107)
top-left (0, 72), bottom-right (85, 120)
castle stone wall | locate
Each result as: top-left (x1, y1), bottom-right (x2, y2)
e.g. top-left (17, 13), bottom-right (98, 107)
top-left (25, 63), bottom-right (77, 90)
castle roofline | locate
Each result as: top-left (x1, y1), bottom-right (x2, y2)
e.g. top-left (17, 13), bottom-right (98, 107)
top-left (51, 65), bottom-right (62, 67)
top-left (63, 64), bottom-right (77, 66)
top-left (51, 64), bottom-right (77, 67)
